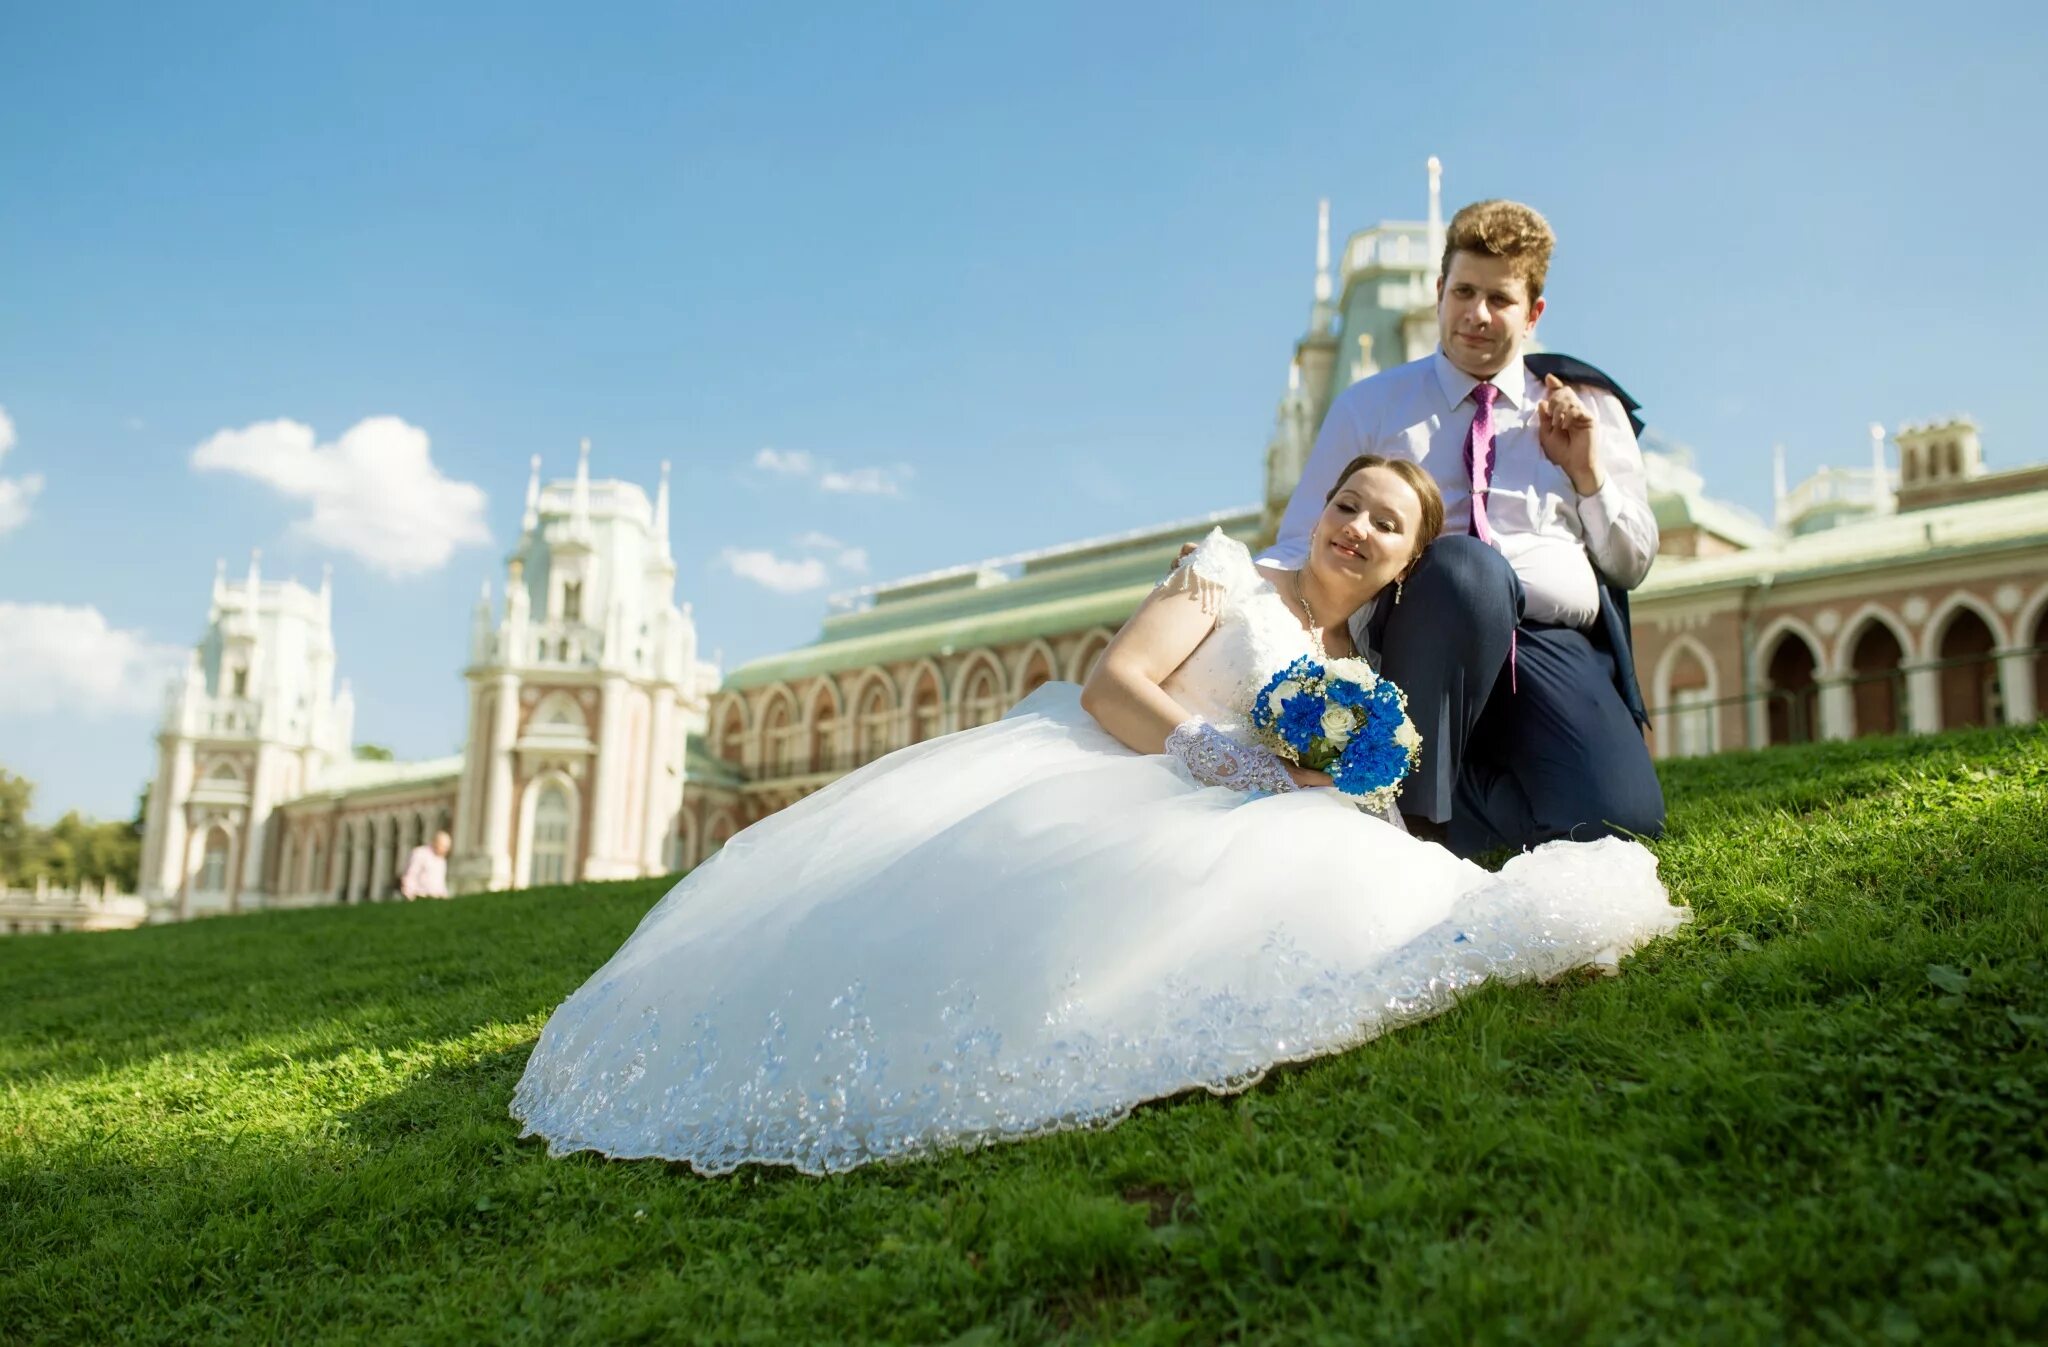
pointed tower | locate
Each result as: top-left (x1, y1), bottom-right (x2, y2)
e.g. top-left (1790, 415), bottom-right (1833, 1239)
top-left (1293, 198), bottom-right (1342, 430)
top-left (139, 557), bottom-right (348, 921)
top-left (1425, 155), bottom-right (1445, 282)
top-left (451, 443), bottom-right (720, 894)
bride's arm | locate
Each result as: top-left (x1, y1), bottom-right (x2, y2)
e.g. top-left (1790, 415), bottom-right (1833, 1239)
top-left (1078, 585), bottom-right (1217, 755)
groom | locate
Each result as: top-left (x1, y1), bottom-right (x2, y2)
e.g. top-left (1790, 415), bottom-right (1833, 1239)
top-left (1262, 198), bottom-right (1665, 857)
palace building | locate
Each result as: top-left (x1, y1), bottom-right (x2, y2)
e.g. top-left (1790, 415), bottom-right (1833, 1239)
top-left (684, 163), bottom-right (2048, 858)
top-left (138, 443), bottom-right (718, 920)
top-left (135, 161), bottom-right (2048, 920)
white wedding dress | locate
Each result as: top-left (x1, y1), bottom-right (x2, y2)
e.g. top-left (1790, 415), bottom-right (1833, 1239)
top-left (511, 532), bottom-right (1686, 1174)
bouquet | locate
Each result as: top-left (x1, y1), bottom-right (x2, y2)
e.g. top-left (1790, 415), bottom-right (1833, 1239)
top-left (1247, 655), bottom-right (1422, 811)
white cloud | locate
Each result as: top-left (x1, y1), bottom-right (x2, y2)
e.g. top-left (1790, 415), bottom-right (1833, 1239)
top-left (0, 404), bottom-right (42, 535)
top-left (753, 447), bottom-right (816, 476)
top-left (819, 464), bottom-right (912, 497)
top-left (718, 547), bottom-right (831, 594)
top-left (0, 602), bottom-right (185, 717)
top-left (793, 531), bottom-right (870, 574)
top-left (751, 447), bottom-right (910, 498)
top-left (190, 415), bottom-right (490, 578)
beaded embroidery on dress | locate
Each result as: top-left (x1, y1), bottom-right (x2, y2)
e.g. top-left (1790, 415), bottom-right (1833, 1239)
top-left (510, 530), bottom-right (1686, 1175)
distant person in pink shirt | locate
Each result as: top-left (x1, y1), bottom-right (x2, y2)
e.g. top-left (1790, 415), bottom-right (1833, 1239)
top-left (398, 831), bottom-right (452, 900)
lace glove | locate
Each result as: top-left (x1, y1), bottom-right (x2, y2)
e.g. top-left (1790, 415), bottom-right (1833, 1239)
top-left (1165, 718), bottom-right (1298, 795)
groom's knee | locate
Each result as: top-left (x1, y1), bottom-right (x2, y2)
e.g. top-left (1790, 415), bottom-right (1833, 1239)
top-left (1405, 535), bottom-right (1519, 629)
top-left (1549, 769), bottom-right (1666, 845)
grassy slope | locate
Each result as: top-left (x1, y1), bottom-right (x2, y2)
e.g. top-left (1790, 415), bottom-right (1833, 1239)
top-left (3, 725), bottom-right (2045, 1346)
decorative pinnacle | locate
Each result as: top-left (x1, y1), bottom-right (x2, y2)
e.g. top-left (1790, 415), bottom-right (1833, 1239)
top-left (1426, 156), bottom-right (1445, 275)
top-left (1314, 198), bottom-right (1332, 303)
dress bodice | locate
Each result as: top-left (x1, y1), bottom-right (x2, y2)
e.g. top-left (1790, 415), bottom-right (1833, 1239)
top-left (1158, 530), bottom-right (1324, 734)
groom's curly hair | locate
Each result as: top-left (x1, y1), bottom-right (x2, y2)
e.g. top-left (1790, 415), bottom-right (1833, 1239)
top-left (1441, 199), bottom-right (1555, 299)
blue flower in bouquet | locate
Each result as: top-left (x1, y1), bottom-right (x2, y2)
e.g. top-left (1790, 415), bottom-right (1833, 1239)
top-left (1332, 733), bottom-right (1411, 798)
top-left (1326, 677), bottom-right (1373, 710)
top-left (1245, 655), bottom-right (1424, 810)
top-left (1252, 656), bottom-right (1325, 724)
top-left (1275, 690), bottom-right (1326, 753)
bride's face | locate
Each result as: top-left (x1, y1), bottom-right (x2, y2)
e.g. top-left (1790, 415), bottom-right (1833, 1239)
top-left (1307, 466), bottom-right (1426, 596)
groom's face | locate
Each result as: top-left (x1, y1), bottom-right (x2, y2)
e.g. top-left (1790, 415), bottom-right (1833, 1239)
top-left (1436, 252), bottom-right (1545, 379)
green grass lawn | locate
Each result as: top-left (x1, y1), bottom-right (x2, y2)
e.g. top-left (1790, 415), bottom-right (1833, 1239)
top-left (5, 726), bottom-right (2046, 1345)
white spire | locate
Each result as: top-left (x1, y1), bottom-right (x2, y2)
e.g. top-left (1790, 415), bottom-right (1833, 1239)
top-left (1314, 198), bottom-right (1332, 303)
top-left (1426, 156), bottom-right (1445, 279)
top-left (1288, 358), bottom-right (1301, 393)
top-left (1870, 422), bottom-right (1893, 510)
top-left (319, 563), bottom-right (333, 622)
top-left (653, 459), bottom-right (673, 562)
top-left (212, 557), bottom-right (227, 604)
top-left (522, 453), bottom-right (542, 531)
top-left (245, 547), bottom-right (262, 611)
top-left (1772, 444), bottom-right (1789, 527)
top-left (573, 438), bottom-right (592, 536)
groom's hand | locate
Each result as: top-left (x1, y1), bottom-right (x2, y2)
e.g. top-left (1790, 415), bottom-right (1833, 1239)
top-left (1167, 541), bottom-right (1199, 579)
top-left (1537, 374), bottom-right (1605, 497)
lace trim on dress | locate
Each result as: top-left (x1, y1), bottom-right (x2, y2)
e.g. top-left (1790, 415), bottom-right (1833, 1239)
top-left (1156, 527), bottom-right (1259, 616)
top-left (1165, 717), bottom-right (1297, 794)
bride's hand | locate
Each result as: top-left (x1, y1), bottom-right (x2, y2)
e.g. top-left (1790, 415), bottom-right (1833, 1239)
top-left (1284, 763), bottom-right (1334, 789)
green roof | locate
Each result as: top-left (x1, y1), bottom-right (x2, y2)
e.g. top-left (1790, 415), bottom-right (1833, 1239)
top-left (1641, 488), bottom-right (2048, 599)
top-left (727, 508), bottom-right (1264, 689)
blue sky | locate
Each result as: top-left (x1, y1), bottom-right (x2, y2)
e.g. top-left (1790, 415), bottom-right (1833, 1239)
top-left (1, 1), bottom-right (2038, 822)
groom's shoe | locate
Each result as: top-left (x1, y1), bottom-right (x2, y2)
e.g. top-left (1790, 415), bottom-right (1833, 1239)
top-left (1402, 813), bottom-right (1450, 846)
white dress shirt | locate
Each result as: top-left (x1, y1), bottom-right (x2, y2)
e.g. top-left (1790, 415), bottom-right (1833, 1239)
top-left (1261, 349), bottom-right (1659, 629)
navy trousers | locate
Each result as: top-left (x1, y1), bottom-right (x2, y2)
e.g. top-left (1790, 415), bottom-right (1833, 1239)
top-left (1363, 536), bottom-right (1666, 858)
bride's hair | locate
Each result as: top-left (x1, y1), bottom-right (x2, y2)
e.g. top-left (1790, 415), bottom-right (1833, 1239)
top-left (1324, 455), bottom-right (1445, 570)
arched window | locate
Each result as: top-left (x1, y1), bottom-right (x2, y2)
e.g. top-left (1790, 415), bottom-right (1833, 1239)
top-left (335, 827), bottom-right (354, 899)
top-left (808, 694), bottom-right (838, 773)
top-left (2033, 605), bottom-right (2048, 724)
top-left (1069, 632), bottom-right (1112, 684)
top-left (1848, 622), bottom-right (1906, 737)
top-left (1665, 647), bottom-right (1715, 758)
top-left (761, 697), bottom-right (798, 776)
top-left (198, 827), bottom-right (231, 892)
top-left (1765, 633), bottom-right (1819, 746)
top-left (1937, 608), bottom-right (2000, 730)
top-left (854, 681), bottom-right (894, 764)
top-left (717, 701), bottom-right (746, 764)
top-left (959, 661), bottom-right (1004, 730)
top-left (707, 810), bottom-right (738, 857)
top-left (1017, 649), bottom-right (1054, 701)
top-left (911, 673), bottom-right (943, 743)
top-left (531, 783), bottom-right (573, 887)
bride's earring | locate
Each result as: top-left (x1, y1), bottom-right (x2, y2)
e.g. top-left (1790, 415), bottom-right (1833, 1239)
top-left (1395, 576), bottom-right (1405, 605)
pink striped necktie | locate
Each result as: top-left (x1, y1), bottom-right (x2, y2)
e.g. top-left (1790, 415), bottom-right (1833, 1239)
top-left (1464, 380), bottom-right (1500, 544)
top-left (1461, 380), bottom-right (1517, 692)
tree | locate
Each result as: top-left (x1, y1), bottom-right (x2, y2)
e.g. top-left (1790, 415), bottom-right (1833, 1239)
top-left (354, 744), bottom-right (395, 761)
top-left (0, 769), bottom-right (33, 885)
top-left (0, 765), bottom-right (144, 892)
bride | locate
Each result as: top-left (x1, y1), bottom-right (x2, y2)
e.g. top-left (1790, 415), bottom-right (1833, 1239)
top-left (512, 456), bottom-right (1686, 1174)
